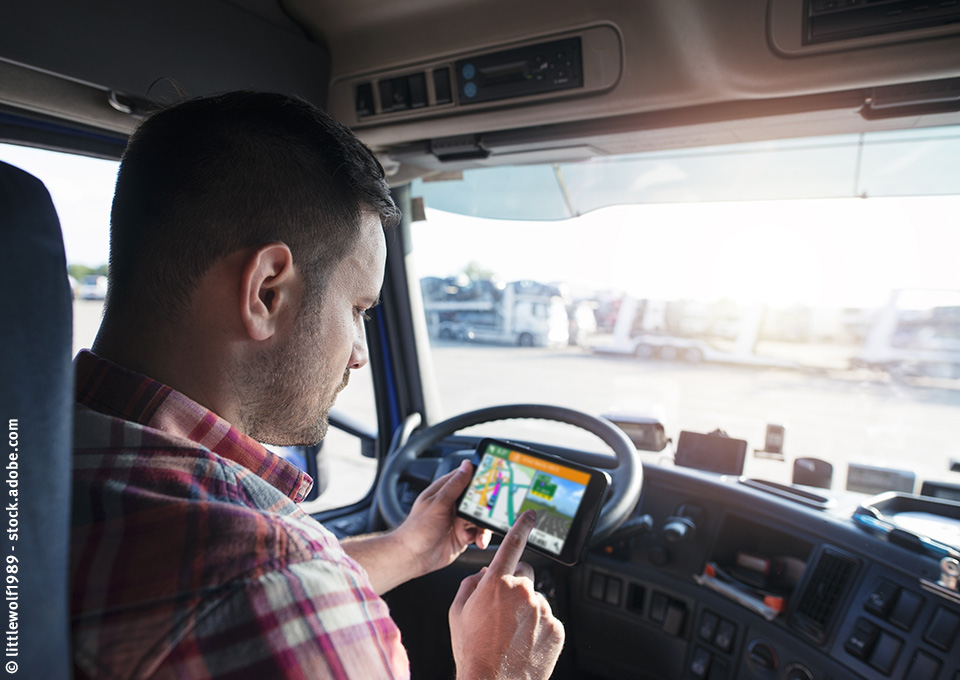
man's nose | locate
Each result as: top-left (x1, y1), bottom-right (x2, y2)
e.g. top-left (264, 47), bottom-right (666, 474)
top-left (349, 328), bottom-right (369, 370)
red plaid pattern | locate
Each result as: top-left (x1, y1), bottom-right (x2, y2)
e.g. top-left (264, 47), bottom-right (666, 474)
top-left (70, 351), bottom-right (409, 679)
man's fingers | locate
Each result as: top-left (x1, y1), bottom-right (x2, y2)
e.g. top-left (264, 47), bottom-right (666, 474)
top-left (485, 509), bottom-right (536, 578)
top-left (417, 460), bottom-right (473, 504)
top-left (454, 518), bottom-right (490, 550)
top-left (514, 560), bottom-right (535, 582)
top-left (451, 568), bottom-right (485, 614)
top-left (416, 466), bottom-right (458, 501)
top-left (432, 459), bottom-right (474, 505)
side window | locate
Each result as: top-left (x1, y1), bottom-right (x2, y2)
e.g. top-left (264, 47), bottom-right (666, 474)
top-left (0, 143), bottom-right (117, 355)
top-left (1, 143), bottom-right (378, 511)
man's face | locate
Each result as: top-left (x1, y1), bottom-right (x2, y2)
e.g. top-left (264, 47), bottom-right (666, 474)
top-left (242, 213), bottom-right (387, 446)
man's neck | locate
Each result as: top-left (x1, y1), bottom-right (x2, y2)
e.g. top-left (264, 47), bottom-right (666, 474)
top-left (92, 313), bottom-right (239, 429)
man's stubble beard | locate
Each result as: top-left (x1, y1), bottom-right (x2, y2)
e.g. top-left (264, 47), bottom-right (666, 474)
top-left (234, 310), bottom-right (350, 448)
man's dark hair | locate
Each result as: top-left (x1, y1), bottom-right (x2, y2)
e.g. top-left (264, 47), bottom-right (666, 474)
top-left (106, 91), bottom-right (400, 318)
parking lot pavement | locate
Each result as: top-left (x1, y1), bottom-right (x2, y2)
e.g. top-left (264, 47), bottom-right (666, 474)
top-left (426, 344), bottom-right (960, 489)
top-left (72, 299), bottom-right (106, 355)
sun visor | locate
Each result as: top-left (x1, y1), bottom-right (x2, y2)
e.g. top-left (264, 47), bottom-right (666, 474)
top-left (412, 125), bottom-right (960, 220)
top-left (0, 0), bottom-right (330, 109)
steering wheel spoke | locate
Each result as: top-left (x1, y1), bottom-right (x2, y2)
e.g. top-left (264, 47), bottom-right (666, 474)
top-left (399, 458), bottom-right (441, 486)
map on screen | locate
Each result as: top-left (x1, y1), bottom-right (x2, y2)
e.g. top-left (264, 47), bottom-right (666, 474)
top-left (458, 442), bottom-right (588, 555)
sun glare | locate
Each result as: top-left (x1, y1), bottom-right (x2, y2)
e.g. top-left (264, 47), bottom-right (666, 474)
top-left (416, 195), bottom-right (960, 312)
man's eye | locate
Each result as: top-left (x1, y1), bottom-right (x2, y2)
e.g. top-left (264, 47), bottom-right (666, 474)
top-left (357, 308), bottom-right (372, 322)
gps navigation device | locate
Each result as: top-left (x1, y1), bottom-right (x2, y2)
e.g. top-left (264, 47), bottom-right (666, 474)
top-left (456, 438), bottom-right (610, 566)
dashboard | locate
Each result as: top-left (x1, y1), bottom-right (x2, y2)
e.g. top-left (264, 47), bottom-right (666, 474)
top-left (573, 462), bottom-right (960, 679)
top-left (360, 436), bottom-right (960, 680)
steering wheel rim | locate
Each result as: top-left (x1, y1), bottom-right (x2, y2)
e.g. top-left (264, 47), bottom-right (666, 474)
top-left (376, 404), bottom-right (642, 545)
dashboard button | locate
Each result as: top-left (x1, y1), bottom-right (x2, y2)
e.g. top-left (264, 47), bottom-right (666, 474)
top-left (714, 619), bottom-right (736, 652)
top-left (663, 600), bottom-right (687, 637)
top-left (588, 571), bottom-right (606, 601)
top-left (689, 646), bottom-right (711, 679)
top-left (889, 589), bottom-right (923, 631)
top-left (699, 611), bottom-right (719, 641)
top-left (407, 73), bottom-right (427, 108)
top-left (378, 77), bottom-right (411, 112)
top-left (605, 576), bottom-right (622, 607)
top-left (650, 592), bottom-right (667, 623)
top-left (866, 581), bottom-right (900, 618)
top-left (867, 631), bottom-right (902, 674)
top-left (845, 617), bottom-right (880, 660)
top-left (355, 82), bottom-right (374, 117)
top-left (433, 68), bottom-right (452, 105)
top-left (924, 606), bottom-right (960, 651)
top-left (904, 650), bottom-right (941, 680)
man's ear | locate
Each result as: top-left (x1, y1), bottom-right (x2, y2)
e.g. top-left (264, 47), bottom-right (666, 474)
top-left (239, 242), bottom-right (299, 342)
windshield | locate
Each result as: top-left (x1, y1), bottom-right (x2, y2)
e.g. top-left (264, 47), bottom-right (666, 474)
top-left (409, 125), bottom-right (960, 498)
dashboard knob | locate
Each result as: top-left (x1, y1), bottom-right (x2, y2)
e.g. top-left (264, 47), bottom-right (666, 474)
top-left (662, 517), bottom-right (695, 543)
top-left (939, 556), bottom-right (960, 592)
top-left (783, 663), bottom-right (814, 680)
top-left (745, 639), bottom-right (778, 671)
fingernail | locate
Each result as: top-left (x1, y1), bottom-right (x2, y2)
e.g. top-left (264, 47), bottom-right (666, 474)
top-left (458, 460), bottom-right (470, 473)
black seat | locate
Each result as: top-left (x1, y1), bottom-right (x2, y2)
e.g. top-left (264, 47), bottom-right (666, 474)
top-left (0, 161), bottom-right (74, 679)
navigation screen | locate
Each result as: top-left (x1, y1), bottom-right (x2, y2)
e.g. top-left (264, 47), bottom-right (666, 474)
top-left (458, 442), bottom-right (590, 556)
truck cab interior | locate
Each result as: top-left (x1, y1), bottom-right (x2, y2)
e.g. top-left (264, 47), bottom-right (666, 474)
top-left (2, 1), bottom-right (960, 678)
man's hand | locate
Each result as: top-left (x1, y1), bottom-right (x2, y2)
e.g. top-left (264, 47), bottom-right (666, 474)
top-left (393, 459), bottom-right (492, 576)
top-left (342, 460), bottom-right (491, 594)
top-left (448, 510), bottom-right (565, 680)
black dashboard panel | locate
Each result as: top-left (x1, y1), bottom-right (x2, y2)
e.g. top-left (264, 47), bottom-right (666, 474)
top-left (573, 463), bottom-right (960, 680)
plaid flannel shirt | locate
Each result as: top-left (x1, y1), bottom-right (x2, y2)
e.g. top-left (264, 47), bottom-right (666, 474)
top-left (70, 350), bottom-right (409, 679)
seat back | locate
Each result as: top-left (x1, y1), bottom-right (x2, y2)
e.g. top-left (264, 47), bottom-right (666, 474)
top-left (0, 161), bottom-right (73, 679)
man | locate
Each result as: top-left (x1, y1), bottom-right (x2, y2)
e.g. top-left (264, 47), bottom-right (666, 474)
top-left (71, 92), bottom-right (564, 679)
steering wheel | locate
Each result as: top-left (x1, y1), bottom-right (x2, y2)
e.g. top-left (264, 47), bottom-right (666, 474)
top-left (376, 404), bottom-right (642, 546)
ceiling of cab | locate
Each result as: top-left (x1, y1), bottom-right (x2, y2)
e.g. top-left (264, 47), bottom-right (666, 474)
top-left (0, 0), bottom-right (958, 167)
top-left (285, 0), bottom-right (960, 170)
top-left (0, 0), bottom-right (330, 148)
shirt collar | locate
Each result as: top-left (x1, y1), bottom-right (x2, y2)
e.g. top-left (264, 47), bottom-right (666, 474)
top-left (74, 349), bottom-right (314, 503)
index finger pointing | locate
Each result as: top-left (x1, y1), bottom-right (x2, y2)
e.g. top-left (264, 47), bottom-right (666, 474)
top-left (485, 510), bottom-right (536, 578)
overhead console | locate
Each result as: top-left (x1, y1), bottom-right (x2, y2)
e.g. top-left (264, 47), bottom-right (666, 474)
top-left (770, 0), bottom-right (960, 54)
top-left (327, 25), bottom-right (622, 129)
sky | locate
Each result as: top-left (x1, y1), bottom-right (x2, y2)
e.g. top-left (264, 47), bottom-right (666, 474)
top-left (4, 141), bottom-right (959, 310)
top-left (542, 476), bottom-right (585, 519)
top-left (411, 200), bottom-right (960, 309)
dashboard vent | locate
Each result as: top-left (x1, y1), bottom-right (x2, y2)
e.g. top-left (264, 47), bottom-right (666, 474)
top-left (793, 547), bottom-right (859, 642)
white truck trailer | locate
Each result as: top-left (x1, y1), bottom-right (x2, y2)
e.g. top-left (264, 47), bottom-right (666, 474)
top-left (422, 278), bottom-right (569, 347)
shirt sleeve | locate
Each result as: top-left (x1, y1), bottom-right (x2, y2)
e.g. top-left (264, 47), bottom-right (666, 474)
top-left (152, 559), bottom-right (411, 680)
